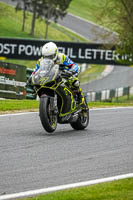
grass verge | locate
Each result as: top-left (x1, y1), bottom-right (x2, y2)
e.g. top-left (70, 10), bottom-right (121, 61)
top-left (0, 95), bottom-right (133, 114)
top-left (88, 101), bottom-right (133, 108)
top-left (68, 0), bottom-right (105, 23)
top-left (20, 178), bottom-right (133, 200)
top-left (79, 65), bottom-right (105, 83)
top-left (0, 99), bottom-right (39, 113)
top-left (0, 1), bottom-right (87, 42)
top-left (87, 95), bottom-right (133, 108)
top-left (0, 1), bottom-right (88, 68)
top-left (2, 59), bottom-right (37, 69)
top-left (68, 0), bottom-right (117, 31)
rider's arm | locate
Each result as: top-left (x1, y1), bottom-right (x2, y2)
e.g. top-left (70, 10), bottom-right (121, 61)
top-left (68, 63), bottom-right (79, 74)
top-left (59, 54), bottom-right (80, 75)
top-left (32, 63), bottom-right (40, 74)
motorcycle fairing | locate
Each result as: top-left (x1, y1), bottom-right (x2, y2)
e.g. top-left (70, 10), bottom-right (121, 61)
top-left (32, 61), bottom-right (59, 86)
top-left (56, 85), bottom-right (76, 117)
top-left (32, 59), bottom-right (77, 117)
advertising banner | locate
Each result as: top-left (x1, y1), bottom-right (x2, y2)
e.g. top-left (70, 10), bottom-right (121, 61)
top-left (0, 62), bottom-right (26, 99)
top-left (0, 38), bottom-right (132, 65)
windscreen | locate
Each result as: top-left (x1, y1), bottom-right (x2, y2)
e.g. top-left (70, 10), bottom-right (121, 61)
top-left (32, 58), bottom-right (59, 85)
top-left (39, 58), bottom-right (54, 72)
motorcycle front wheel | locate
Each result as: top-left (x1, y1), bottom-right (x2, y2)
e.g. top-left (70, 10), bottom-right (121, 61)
top-left (39, 96), bottom-right (57, 133)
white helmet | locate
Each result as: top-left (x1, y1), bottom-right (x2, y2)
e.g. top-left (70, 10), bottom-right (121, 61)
top-left (42, 42), bottom-right (58, 61)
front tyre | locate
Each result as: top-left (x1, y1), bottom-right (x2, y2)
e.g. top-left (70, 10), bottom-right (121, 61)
top-left (70, 109), bottom-right (89, 130)
top-left (39, 96), bottom-right (57, 133)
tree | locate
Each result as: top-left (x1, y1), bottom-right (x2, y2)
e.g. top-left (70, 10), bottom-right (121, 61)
top-left (38, 0), bottom-right (72, 39)
top-left (29, 0), bottom-right (42, 36)
top-left (98, 0), bottom-right (133, 60)
top-left (117, 0), bottom-right (133, 57)
top-left (12, 0), bottom-right (30, 32)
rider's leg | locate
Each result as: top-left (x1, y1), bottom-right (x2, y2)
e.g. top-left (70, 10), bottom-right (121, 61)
top-left (69, 77), bottom-right (86, 109)
top-left (77, 88), bottom-right (85, 104)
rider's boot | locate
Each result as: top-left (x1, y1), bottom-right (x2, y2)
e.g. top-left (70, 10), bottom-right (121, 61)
top-left (77, 89), bottom-right (87, 111)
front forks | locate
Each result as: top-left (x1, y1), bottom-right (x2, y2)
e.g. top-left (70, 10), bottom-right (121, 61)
top-left (49, 97), bottom-right (58, 115)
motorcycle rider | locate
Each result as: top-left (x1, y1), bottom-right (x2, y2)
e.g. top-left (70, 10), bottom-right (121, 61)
top-left (32, 42), bottom-right (86, 108)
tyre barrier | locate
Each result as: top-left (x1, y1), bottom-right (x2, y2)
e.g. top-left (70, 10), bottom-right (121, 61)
top-left (84, 86), bottom-right (133, 102)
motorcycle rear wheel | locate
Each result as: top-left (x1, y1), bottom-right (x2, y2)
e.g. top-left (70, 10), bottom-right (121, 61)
top-left (70, 109), bottom-right (89, 130)
top-left (39, 96), bottom-right (57, 133)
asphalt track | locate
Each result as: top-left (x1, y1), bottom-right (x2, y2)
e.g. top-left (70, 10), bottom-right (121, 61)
top-left (57, 13), bottom-right (118, 43)
top-left (81, 65), bottom-right (133, 92)
top-left (0, 107), bottom-right (133, 195)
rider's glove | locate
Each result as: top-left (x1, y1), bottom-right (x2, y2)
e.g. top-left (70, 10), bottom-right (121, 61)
top-left (56, 73), bottom-right (62, 82)
top-left (61, 70), bottom-right (73, 79)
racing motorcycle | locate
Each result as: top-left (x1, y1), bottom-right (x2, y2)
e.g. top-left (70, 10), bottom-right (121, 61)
top-left (32, 58), bottom-right (89, 133)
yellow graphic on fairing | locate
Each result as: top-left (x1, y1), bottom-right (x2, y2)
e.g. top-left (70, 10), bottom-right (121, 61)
top-left (40, 77), bottom-right (49, 85)
top-left (64, 88), bottom-right (76, 111)
top-left (56, 87), bottom-right (76, 117)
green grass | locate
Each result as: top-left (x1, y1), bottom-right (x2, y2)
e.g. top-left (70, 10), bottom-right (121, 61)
top-left (88, 101), bottom-right (133, 108)
top-left (0, 1), bottom-right (88, 68)
top-left (3, 59), bottom-right (37, 69)
top-left (21, 178), bottom-right (133, 200)
top-left (0, 100), bottom-right (39, 113)
top-left (79, 65), bottom-right (105, 83)
top-left (112, 94), bottom-right (133, 103)
top-left (1, 94), bottom-right (133, 114)
top-left (68, 0), bottom-right (117, 31)
top-left (68, 0), bottom-right (104, 22)
top-left (0, 2), bottom-right (87, 42)
top-left (87, 95), bottom-right (133, 108)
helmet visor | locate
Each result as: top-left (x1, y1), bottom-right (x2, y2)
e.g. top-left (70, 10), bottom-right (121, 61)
top-left (43, 53), bottom-right (56, 60)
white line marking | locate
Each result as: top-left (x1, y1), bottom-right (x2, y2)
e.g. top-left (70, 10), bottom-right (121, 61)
top-left (90, 106), bottom-right (133, 111)
top-left (0, 173), bottom-right (133, 200)
top-left (0, 107), bottom-right (133, 117)
top-left (0, 112), bottom-right (38, 117)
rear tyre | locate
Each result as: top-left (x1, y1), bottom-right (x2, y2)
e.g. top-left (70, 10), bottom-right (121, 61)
top-left (39, 96), bottom-right (57, 133)
top-left (70, 109), bottom-right (89, 130)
